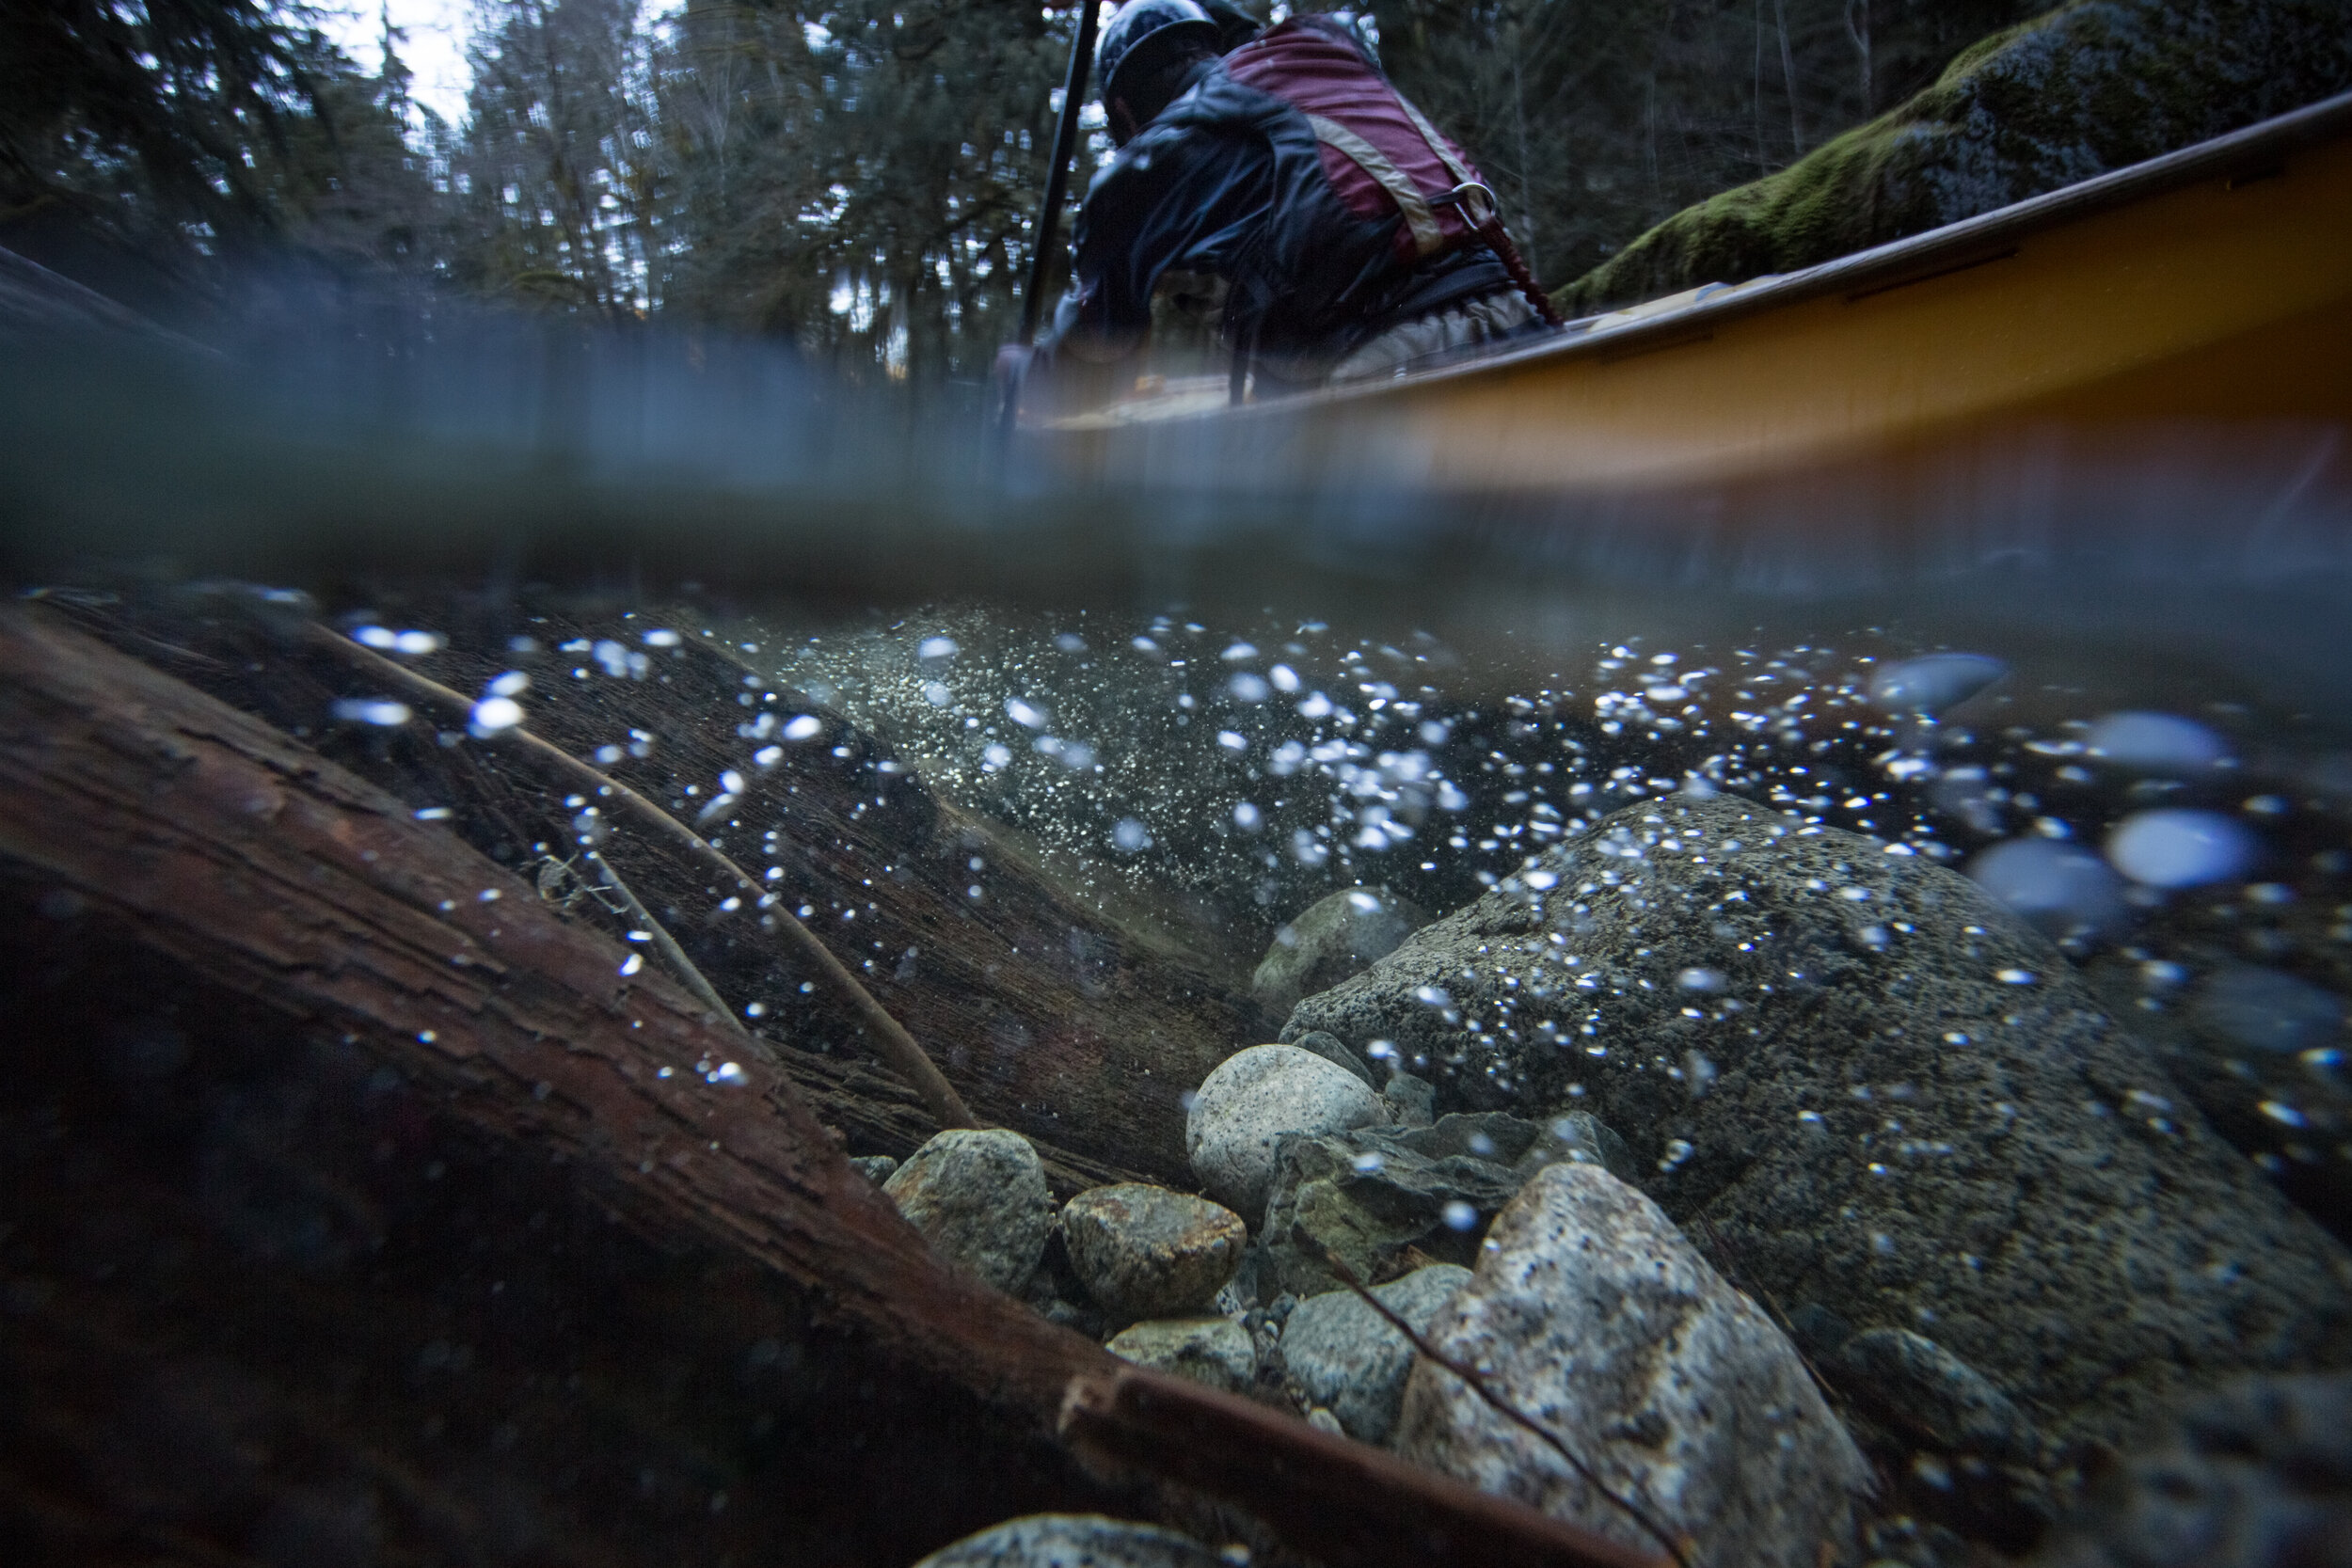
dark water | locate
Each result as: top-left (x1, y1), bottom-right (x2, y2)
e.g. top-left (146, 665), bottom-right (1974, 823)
top-left (3, 303), bottom-right (2348, 1567)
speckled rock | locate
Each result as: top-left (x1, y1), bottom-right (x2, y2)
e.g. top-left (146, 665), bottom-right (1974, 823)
top-left (2029, 1373), bottom-right (2352, 1568)
top-left (1397, 1163), bottom-right (1873, 1568)
top-left (912, 1513), bottom-right (1223, 1568)
top-left (1253, 887), bottom-right (1432, 1018)
top-left (2083, 942), bottom-right (2352, 1248)
top-left (882, 1129), bottom-right (1055, 1294)
top-left (1104, 1315), bottom-right (1257, 1396)
top-left (1062, 1184), bottom-right (1247, 1320)
top-left (1292, 792), bottom-right (2352, 1443)
top-left (1185, 1045), bottom-right (1387, 1224)
top-left (1282, 1264), bottom-right (1473, 1445)
top-left (1259, 1109), bottom-right (1629, 1298)
top-left (1829, 1327), bottom-right (2041, 1465)
top-left (849, 1154), bottom-right (900, 1185)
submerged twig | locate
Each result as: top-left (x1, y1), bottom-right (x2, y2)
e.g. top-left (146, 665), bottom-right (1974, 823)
top-left (581, 848), bottom-right (748, 1037)
top-left (1309, 1233), bottom-right (1692, 1568)
top-left (303, 622), bottom-right (977, 1132)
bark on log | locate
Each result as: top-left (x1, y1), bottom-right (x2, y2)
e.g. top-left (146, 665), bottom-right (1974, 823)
top-left (0, 607), bottom-right (1660, 1568)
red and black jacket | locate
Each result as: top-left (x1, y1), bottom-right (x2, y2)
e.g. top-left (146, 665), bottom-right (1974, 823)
top-left (1044, 17), bottom-right (1526, 382)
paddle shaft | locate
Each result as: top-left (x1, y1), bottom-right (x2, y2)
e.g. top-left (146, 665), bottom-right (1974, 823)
top-left (1017, 0), bottom-right (1102, 348)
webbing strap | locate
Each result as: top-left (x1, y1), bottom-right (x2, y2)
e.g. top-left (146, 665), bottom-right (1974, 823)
top-left (1396, 98), bottom-right (1471, 187)
top-left (1306, 113), bottom-right (1444, 257)
top-left (1397, 98), bottom-right (1496, 225)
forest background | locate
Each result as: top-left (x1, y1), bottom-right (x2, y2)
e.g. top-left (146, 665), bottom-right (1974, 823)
top-left (3, 0), bottom-right (2046, 390)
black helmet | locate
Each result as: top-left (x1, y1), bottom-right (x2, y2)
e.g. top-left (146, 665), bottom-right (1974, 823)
top-left (1096, 0), bottom-right (1222, 108)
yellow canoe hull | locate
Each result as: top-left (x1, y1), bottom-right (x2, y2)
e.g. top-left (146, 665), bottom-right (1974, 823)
top-left (1033, 92), bottom-right (2352, 496)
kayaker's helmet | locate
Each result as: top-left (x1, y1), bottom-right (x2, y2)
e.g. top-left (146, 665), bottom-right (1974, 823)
top-left (1097, 0), bottom-right (1223, 118)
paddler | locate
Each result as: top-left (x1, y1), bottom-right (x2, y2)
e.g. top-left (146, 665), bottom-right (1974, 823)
top-left (1007, 0), bottom-right (1559, 410)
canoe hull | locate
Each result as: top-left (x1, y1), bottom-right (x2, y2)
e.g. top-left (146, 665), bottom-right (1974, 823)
top-left (1033, 94), bottom-right (2352, 498)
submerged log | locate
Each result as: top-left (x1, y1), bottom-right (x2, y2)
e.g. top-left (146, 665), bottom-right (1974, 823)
top-left (0, 607), bottom-right (1658, 1568)
top-left (56, 585), bottom-right (1265, 1186)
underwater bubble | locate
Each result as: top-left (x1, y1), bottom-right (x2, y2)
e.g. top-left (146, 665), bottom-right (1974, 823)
top-left (1867, 654), bottom-right (2007, 714)
top-left (331, 697), bottom-right (411, 726)
top-left (1055, 633), bottom-right (1087, 652)
top-left (1232, 802), bottom-right (1262, 831)
top-left (469, 696), bottom-right (524, 735)
top-left (1217, 730), bottom-right (1248, 752)
top-left (392, 629), bottom-right (444, 657)
top-left (1005, 697), bottom-right (1049, 729)
top-left (1229, 673), bottom-right (1271, 703)
top-left (1221, 642), bottom-right (1258, 663)
top-left (1677, 967), bottom-right (1725, 992)
top-left (922, 681), bottom-right (953, 706)
top-left (1968, 838), bottom-right (2126, 938)
top-left (643, 628), bottom-right (681, 647)
top-left (1269, 664), bottom-right (1300, 692)
top-left (1439, 1200), bottom-right (1479, 1231)
top-left (916, 636), bottom-right (959, 660)
top-left (2194, 967), bottom-right (2344, 1054)
top-left (1112, 817), bottom-right (1152, 851)
top-left (783, 715), bottom-right (822, 740)
top-left (486, 671), bottom-right (530, 697)
top-left (2084, 711), bottom-right (2230, 773)
top-left (2106, 809), bottom-right (2257, 888)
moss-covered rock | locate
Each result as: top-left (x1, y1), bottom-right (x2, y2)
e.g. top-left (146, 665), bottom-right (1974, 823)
top-left (1556, 0), bottom-right (2352, 316)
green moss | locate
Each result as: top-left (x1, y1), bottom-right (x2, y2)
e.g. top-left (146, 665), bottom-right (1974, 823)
top-left (1555, 0), bottom-right (2352, 316)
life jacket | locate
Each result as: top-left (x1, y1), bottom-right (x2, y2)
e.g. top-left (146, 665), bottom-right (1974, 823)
top-left (1221, 19), bottom-right (1499, 269)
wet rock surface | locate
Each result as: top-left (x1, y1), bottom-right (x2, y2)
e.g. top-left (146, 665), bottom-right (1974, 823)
top-left (1103, 1316), bottom-right (1257, 1396)
top-left (1184, 1044), bottom-right (1387, 1222)
top-left (1279, 1264), bottom-right (1472, 1445)
top-left (1284, 1028), bottom-right (1375, 1088)
top-left (1397, 1162), bottom-right (1873, 1568)
top-left (1812, 1323), bottom-right (2057, 1550)
top-left (1292, 793), bottom-right (2352, 1441)
top-left (1257, 1108), bottom-right (1627, 1298)
top-left (1827, 1326), bottom-right (2042, 1465)
top-left (1060, 1184), bottom-right (1247, 1320)
top-left (912, 1513), bottom-right (1224, 1568)
top-left (1253, 887), bottom-right (1432, 1019)
top-left (2084, 934), bottom-right (2352, 1248)
top-left (882, 1129), bottom-right (1055, 1293)
top-left (2029, 1373), bottom-right (2352, 1568)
